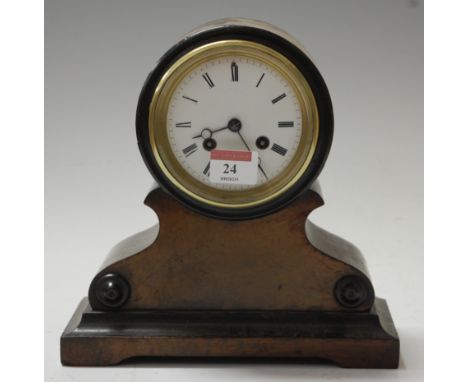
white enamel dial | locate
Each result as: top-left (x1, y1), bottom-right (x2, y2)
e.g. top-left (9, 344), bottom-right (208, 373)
top-left (166, 55), bottom-right (302, 191)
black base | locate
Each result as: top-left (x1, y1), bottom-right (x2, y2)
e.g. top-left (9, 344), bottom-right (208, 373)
top-left (61, 298), bottom-right (399, 368)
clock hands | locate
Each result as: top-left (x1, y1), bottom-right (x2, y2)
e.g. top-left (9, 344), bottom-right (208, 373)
top-left (237, 130), bottom-right (268, 180)
top-left (191, 118), bottom-right (241, 139)
top-left (192, 126), bottom-right (228, 139)
top-left (257, 158), bottom-right (269, 180)
top-left (191, 118), bottom-right (269, 180)
top-left (236, 131), bottom-right (250, 150)
top-left (228, 119), bottom-right (269, 180)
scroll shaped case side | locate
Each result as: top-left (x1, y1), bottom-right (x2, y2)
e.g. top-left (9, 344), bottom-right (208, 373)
top-left (89, 183), bottom-right (375, 312)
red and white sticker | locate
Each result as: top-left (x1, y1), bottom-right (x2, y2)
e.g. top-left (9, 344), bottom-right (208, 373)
top-left (209, 149), bottom-right (258, 185)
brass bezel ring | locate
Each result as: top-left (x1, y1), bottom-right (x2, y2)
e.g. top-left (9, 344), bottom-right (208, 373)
top-left (148, 40), bottom-right (319, 209)
top-left (136, 24), bottom-right (334, 219)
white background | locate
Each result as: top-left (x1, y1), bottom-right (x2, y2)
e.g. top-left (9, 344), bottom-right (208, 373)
top-left (44, 1), bottom-right (423, 381)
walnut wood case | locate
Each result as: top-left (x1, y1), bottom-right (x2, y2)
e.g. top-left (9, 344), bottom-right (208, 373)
top-left (61, 184), bottom-right (399, 368)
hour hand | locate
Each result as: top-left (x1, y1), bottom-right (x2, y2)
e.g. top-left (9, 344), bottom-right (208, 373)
top-left (192, 126), bottom-right (228, 139)
top-left (192, 131), bottom-right (206, 139)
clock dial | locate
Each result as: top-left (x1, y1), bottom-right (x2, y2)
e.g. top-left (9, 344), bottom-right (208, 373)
top-left (167, 55), bottom-right (302, 191)
top-left (138, 35), bottom-right (333, 219)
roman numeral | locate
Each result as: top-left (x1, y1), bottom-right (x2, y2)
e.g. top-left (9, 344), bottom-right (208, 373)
top-left (271, 143), bottom-right (288, 156)
top-left (175, 121), bottom-right (191, 128)
top-left (203, 162), bottom-right (210, 176)
top-left (182, 143), bottom-right (198, 157)
top-left (202, 73), bottom-right (215, 88)
top-left (271, 93), bottom-right (286, 104)
top-left (278, 121), bottom-right (294, 128)
top-left (182, 95), bottom-right (198, 103)
top-left (256, 73), bottom-right (265, 87)
top-left (231, 62), bottom-right (238, 81)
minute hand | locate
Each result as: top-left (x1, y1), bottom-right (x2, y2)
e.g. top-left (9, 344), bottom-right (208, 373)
top-left (236, 131), bottom-right (268, 180)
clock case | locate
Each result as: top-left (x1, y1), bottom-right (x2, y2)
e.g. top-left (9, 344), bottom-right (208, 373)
top-left (61, 20), bottom-right (399, 369)
top-left (136, 23), bottom-right (334, 219)
top-left (61, 183), bottom-right (399, 368)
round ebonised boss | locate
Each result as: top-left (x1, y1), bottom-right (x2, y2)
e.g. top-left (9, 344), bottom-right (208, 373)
top-left (136, 19), bottom-right (333, 219)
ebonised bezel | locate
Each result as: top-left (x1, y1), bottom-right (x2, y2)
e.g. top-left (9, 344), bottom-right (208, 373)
top-left (136, 24), bottom-right (333, 220)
